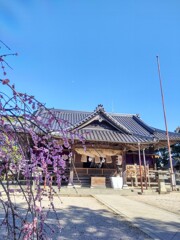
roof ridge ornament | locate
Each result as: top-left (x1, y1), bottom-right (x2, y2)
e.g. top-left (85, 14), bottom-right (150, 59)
top-left (94, 105), bottom-right (132, 135)
top-left (175, 127), bottom-right (180, 133)
top-left (95, 104), bottom-right (104, 113)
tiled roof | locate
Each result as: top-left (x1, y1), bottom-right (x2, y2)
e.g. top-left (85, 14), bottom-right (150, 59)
top-left (67, 104), bottom-right (132, 134)
top-left (36, 105), bottom-right (180, 145)
top-left (78, 129), bottom-right (154, 144)
top-left (154, 128), bottom-right (180, 141)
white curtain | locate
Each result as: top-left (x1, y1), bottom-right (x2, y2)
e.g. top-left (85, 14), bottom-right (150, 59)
top-left (76, 148), bottom-right (122, 163)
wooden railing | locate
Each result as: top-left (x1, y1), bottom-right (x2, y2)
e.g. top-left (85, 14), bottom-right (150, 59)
top-left (74, 168), bottom-right (115, 176)
top-left (126, 164), bottom-right (171, 187)
top-left (175, 171), bottom-right (180, 185)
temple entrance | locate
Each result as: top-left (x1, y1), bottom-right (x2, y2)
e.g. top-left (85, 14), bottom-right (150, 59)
top-left (83, 156), bottom-right (105, 168)
top-left (72, 148), bottom-right (123, 187)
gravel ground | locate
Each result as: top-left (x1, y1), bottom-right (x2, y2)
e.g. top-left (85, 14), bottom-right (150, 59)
top-left (126, 192), bottom-right (180, 215)
top-left (0, 196), bottom-right (152, 240)
top-left (2, 192), bottom-right (179, 239)
top-left (55, 196), bottom-right (152, 240)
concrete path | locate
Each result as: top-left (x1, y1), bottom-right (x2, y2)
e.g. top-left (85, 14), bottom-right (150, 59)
top-left (93, 194), bottom-right (180, 240)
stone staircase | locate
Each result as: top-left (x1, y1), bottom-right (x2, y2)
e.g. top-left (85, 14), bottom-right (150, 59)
top-left (73, 174), bottom-right (112, 188)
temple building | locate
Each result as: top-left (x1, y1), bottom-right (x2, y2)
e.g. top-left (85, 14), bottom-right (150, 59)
top-left (37, 104), bottom-right (180, 188)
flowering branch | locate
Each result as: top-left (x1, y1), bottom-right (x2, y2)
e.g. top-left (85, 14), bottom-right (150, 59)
top-left (0, 41), bottom-right (85, 239)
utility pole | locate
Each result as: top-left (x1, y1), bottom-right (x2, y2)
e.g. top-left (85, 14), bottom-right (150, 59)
top-left (156, 56), bottom-right (176, 190)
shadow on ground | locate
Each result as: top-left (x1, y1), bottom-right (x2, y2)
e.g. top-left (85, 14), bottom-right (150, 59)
top-left (131, 217), bottom-right (180, 240)
top-left (46, 205), bottom-right (152, 240)
top-left (0, 200), bottom-right (179, 240)
top-left (46, 205), bottom-right (180, 240)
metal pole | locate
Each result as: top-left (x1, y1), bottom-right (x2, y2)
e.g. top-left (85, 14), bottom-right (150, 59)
top-left (138, 143), bottom-right (143, 193)
top-left (156, 56), bottom-right (175, 190)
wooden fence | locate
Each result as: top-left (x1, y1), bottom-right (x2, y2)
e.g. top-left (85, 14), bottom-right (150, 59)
top-left (126, 164), bottom-right (171, 187)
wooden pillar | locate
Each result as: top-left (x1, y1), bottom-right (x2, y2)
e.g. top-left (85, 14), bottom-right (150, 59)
top-left (122, 147), bottom-right (128, 188)
top-left (138, 143), bottom-right (143, 193)
top-left (152, 148), bottom-right (157, 170)
top-left (143, 148), bottom-right (148, 189)
top-left (68, 150), bottom-right (74, 187)
top-left (134, 164), bottom-right (138, 187)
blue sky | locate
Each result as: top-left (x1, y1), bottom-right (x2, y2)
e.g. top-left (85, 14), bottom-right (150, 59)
top-left (1, 0), bottom-right (180, 131)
